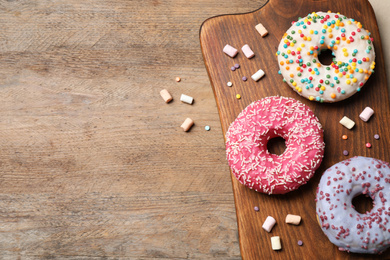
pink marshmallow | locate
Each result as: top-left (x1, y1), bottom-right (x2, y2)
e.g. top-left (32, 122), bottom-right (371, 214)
top-left (359, 107), bottom-right (374, 122)
top-left (241, 44), bottom-right (255, 59)
top-left (262, 216), bottom-right (276, 232)
top-left (223, 44), bottom-right (238, 58)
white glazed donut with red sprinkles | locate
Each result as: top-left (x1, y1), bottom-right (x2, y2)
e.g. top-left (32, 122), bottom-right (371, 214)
top-left (316, 156), bottom-right (390, 254)
top-left (225, 96), bottom-right (325, 195)
top-left (277, 11), bottom-right (376, 103)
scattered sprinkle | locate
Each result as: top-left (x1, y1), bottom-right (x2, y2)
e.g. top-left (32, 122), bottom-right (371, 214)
top-left (175, 77), bottom-right (181, 82)
top-left (343, 150), bottom-right (349, 156)
top-left (366, 142), bottom-right (372, 148)
top-left (231, 66), bottom-right (236, 71)
top-left (374, 134), bottom-right (380, 140)
top-left (242, 76), bottom-right (247, 81)
top-left (234, 63), bottom-right (240, 69)
top-left (254, 206), bottom-right (259, 212)
top-left (236, 94), bottom-right (241, 99)
top-left (298, 240), bottom-right (303, 246)
top-left (227, 81), bottom-right (233, 87)
top-left (342, 135), bottom-right (348, 140)
top-left (205, 125), bottom-right (210, 131)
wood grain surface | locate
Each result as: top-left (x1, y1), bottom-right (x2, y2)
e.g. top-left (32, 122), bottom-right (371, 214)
top-left (200, 0), bottom-right (390, 259)
top-left (0, 0), bottom-right (270, 259)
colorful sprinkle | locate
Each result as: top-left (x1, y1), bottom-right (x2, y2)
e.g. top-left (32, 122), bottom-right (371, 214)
top-left (343, 150), bottom-right (349, 156)
top-left (205, 126), bottom-right (210, 131)
top-left (298, 240), bottom-right (303, 246)
top-left (366, 142), bottom-right (372, 148)
top-left (374, 134), bottom-right (380, 140)
top-left (175, 77), bottom-right (181, 82)
top-left (342, 135), bottom-right (348, 140)
top-left (227, 81), bottom-right (233, 87)
top-left (236, 94), bottom-right (241, 99)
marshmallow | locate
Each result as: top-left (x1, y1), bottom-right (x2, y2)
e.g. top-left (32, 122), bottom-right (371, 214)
top-left (262, 216), bottom-right (276, 232)
top-left (180, 94), bottom-right (193, 104)
top-left (181, 118), bottom-right (194, 132)
top-left (160, 89), bottom-right (173, 103)
top-left (255, 23), bottom-right (268, 37)
top-left (339, 116), bottom-right (355, 129)
top-left (359, 107), bottom-right (374, 122)
top-left (271, 236), bottom-right (282, 250)
top-left (223, 44), bottom-right (238, 58)
top-left (241, 44), bottom-right (255, 58)
top-left (251, 69), bottom-right (265, 81)
top-left (285, 214), bottom-right (301, 225)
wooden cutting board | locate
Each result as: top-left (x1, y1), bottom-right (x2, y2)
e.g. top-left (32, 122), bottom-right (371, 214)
top-left (200, 0), bottom-right (390, 259)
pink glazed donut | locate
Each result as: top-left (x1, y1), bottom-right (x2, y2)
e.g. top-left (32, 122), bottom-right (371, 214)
top-left (316, 156), bottom-right (390, 254)
top-left (225, 96), bottom-right (325, 194)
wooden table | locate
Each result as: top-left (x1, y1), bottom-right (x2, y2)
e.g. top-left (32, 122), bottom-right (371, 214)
top-left (0, 0), bottom-right (388, 259)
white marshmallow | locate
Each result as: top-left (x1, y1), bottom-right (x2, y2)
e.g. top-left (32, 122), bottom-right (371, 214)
top-left (339, 116), bottom-right (355, 129)
top-left (251, 69), bottom-right (265, 81)
top-left (180, 94), bottom-right (193, 104)
top-left (271, 236), bottom-right (282, 250)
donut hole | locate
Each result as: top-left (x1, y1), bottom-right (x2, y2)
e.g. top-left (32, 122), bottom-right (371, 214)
top-left (267, 136), bottom-right (286, 156)
top-left (318, 49), bottom-right (335, 66)
top-left (352, 194), bottom-right (374, 214)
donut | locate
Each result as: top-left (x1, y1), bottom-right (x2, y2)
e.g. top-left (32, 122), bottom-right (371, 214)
top-left (316, 156), bottom-right (390, 254)
top-left (225, 96), bottom-right (325, 195)
top-left (276, 11), bottom-right (376, 103)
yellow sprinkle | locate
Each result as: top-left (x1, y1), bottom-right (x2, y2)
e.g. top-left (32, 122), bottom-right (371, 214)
top-left (284, 39), bottom-right (289, 43)
top-left (336, 40), bottom-right (340, 44)
top-left (346, 80), bottom-right (351, 84)
top-left (307, 37), bottom-right (311, 41)
top-left (370, 65), bottom-right (375, 70)
top-left (297, 47), bottom-right (302, 51)
top-left (290, 42), bottom-right (295, 47)
top-left (359, 69), bottom-right (363, 73)
top-left (297, 88), bottom-right (302, 93)
top-left (352, 78), bottom-right (357, 83)
top-left (328, 28), bottom-right (332, 33)
top-left (347, 20), bottom-right (352, 25)
top-left (287, 49), bottom-right (291, 54)
top-left (236, 94), bottom-right (241, 99)
top-left (320, 86), bottom-right (326, 91)
top-left (323, 25), bottom-right (328, 29)
top-left (338, 73), bottom-right (343, 78)
top-left (309, 96), bottom-right (314, 101)
top-left (292, 82), bottom-right (297, 86)
top-left (342, 48), bottom-right (347, 52)
top-left (344, 52), bottom-right (349, 57)
top-left (310, 30), bottom-right (314, 34)
top-left (301, 43), bottom-right (305, 47)
top-left (298, 30), bottom-right (302, 34)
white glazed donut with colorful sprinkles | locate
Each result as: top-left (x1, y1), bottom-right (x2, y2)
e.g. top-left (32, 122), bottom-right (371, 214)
top-left (277, 11), bottom-right (376, 103)
top-left (225, 96), bottom-right (325, 195)
top-left (316, 156), bottom-right (390, 254)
